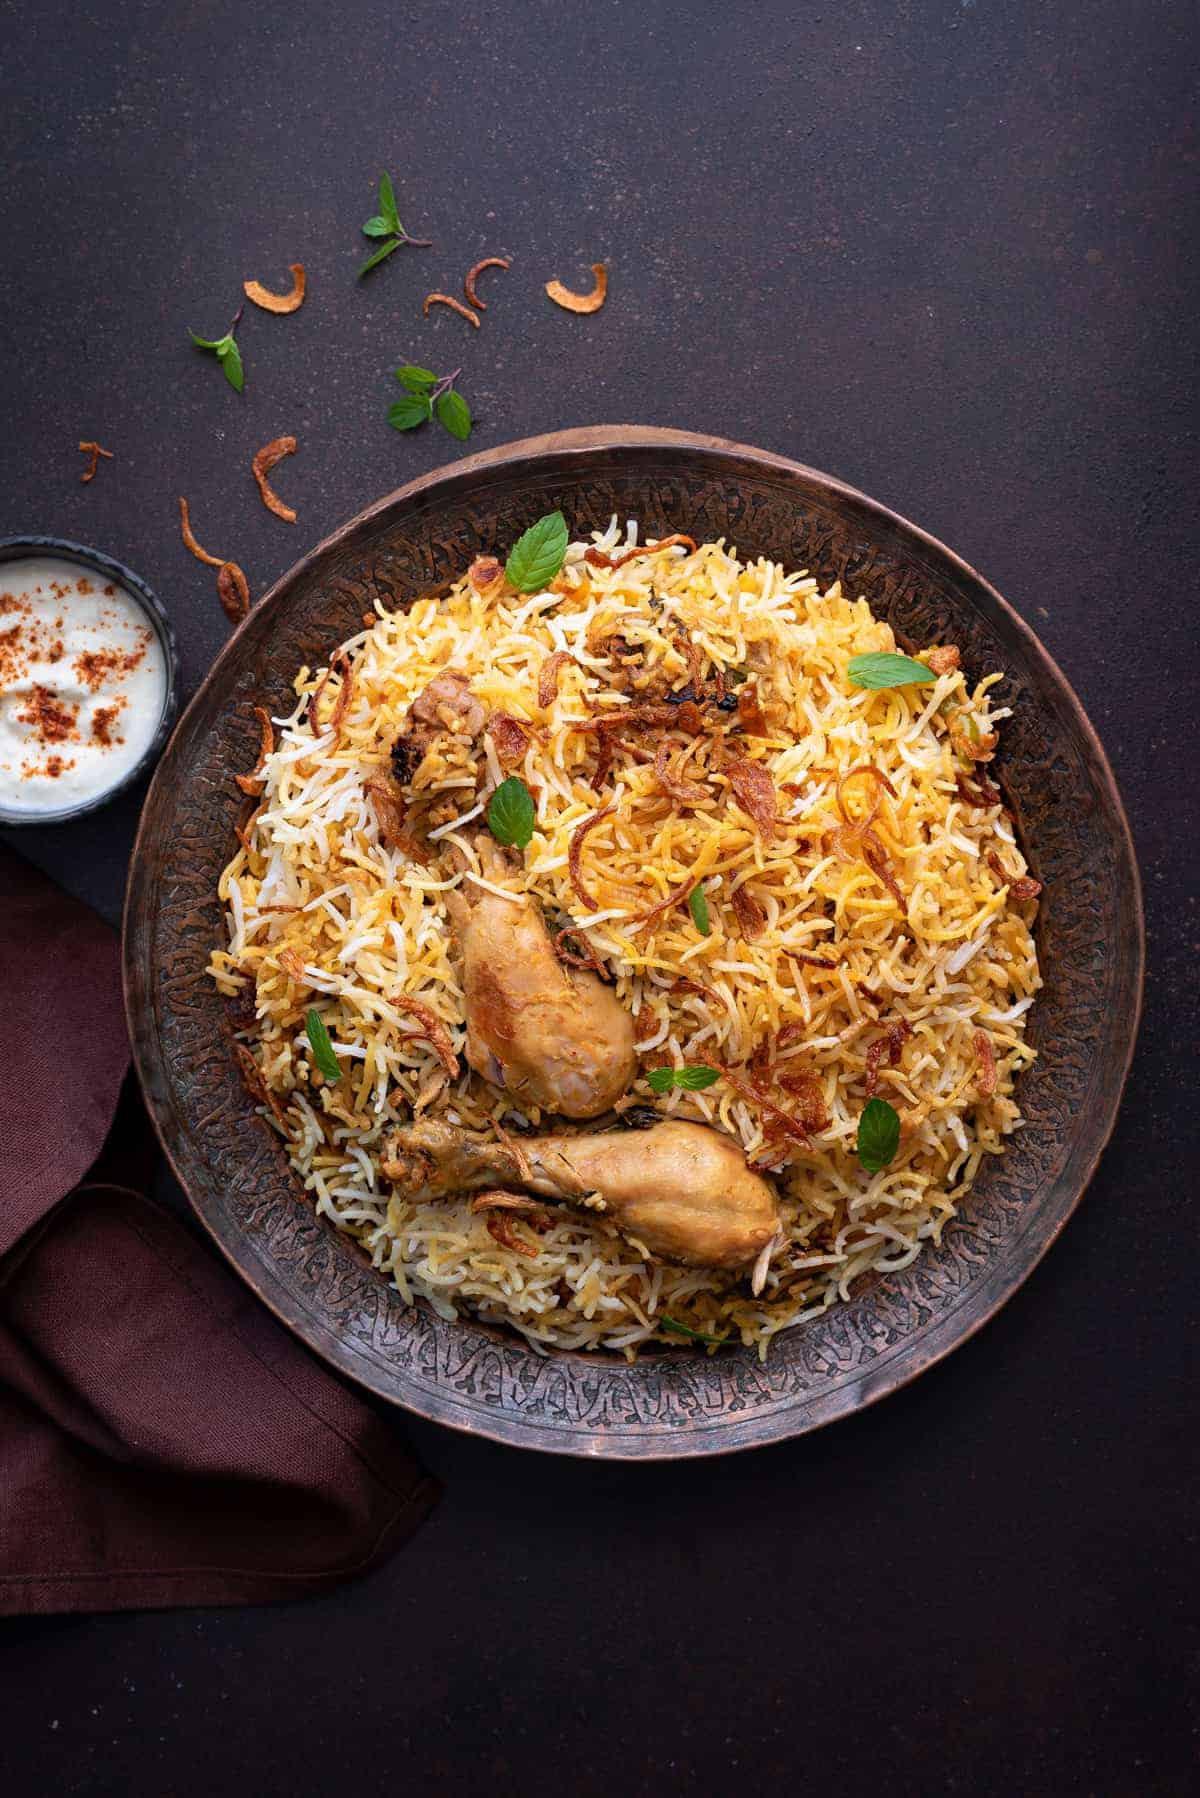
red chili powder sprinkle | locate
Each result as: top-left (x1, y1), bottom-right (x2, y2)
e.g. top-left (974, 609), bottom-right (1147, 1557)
top-left (17, 686), bottom-right (79, 744)
top-left (91, 704), bottom-right (125, 747)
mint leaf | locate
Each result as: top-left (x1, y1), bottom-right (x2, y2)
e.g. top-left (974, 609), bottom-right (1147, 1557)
top-left (378, 170), bottom-right (401, 235)
top-left (305, 1008), bottom-right (342, 1082)
top-left (359, 237), bottom-right (401, 278)
top-left (486, 775), bottom-right (536, 848)
top-left (388, 394), bottom-right (433, 432)
top-left (847, 652), bottom-right (935, 691)
top-left (396, 364), bottom-right (438, 390)
top-left (362, 215), bottom-right (392, 238)
top-left (647, 1064), bottom-right (720, 1094)
top-left (218, 338), bottom-right (244, 393)
top-left (688, 885), bottom-right (711, 935)
top-left (435, 388), bottom-right (472, 441)
top-left (660, 1316), bottom-right (722, 1345)
top-left (857, 1096), bottom-right (900, 1172)
top-left (505, 510), bottom-right (569, 593)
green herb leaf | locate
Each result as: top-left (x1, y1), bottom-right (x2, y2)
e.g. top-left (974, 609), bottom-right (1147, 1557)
top-left (217, 338), bottom-right (244, 393)
top-left (857, 1096), bottom-right (901, 1172)
top-left (486, 775), bottom-right (536, 848)
top-left (435, 388), bottom-right (472, 441)
top-left (847, 652), bottom-right (935, 691)
top-left (505, 510), bottom-right (569, 593)
top-left (388, 394), bottom-right (433, 432)
top-left (660, 1316), bottom-right (723, 1346)
top-left (188, 329), bottom-right (224, 350)
top-left (647, 1064), bottom-right (720, 1094)
top-left (362, 215), bottom-right (393, 238)
top-left (378, 170), bottom-right (401, 235)
top-left (305, 1008), bottom-right (342, 1082)
top-left (395, 364), bottom-right (438, 391)
top-left (358, 237), bottom-right (402, 278)
top-left (687, 885), bottom-right (711, 936)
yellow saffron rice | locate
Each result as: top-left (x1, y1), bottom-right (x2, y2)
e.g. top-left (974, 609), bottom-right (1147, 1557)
top-left (208, 516), bottom-right (1041, 1359)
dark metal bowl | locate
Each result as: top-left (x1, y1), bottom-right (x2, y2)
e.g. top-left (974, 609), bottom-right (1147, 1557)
top-left (0, 535), bottom-right (178, 826)
top-left (122, 429), bottom-right (1144, 1458)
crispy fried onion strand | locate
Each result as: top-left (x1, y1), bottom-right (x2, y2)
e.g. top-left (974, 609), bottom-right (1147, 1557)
top-left (568, 802), bottom-right (617, 911)
top-left (718, 1065), bottom-right (814, 1148)
top-left (554, 926), bottom-right (611, 981)
top-left (423, 292), bottom-right (480, 328)
top-left (487, 711), bottom-right (532, 766)
top-left (864, 1018), bottom-right (913, 1096)
top-left (471, 1191), bottom-right (552, 1257)
top-left (234, 1042), bottom-right (287, 1127)
top-left (731, 881), bottom-right (767, 940)
top-left (217, 562), bottom-right (251, 625)
top-left (725, 755), bottom-right (777, 842)
top-left (392, 994), bottom-right (459, 1077)
top-left (974, 1030), bottom-right (998, 1097)
top-left (243, 264), bottom-right (306, 313)
top-left (178, 496), bottom-right (225, 567)
top-left (252, 436), bottom-right (299, 523)
top-left (463, 256), bottom-right (511, 310)
top-left (629, 876), bottom-right (693, 932)
top-left (545, 263), bottom-right (608, 313)
top-left (653, 740), bottom-right (709, 808)
top-left (829, 764), bottom-right (904, 908)
top-left (78, 440), bottom-right (113, 483)
top-left (234, 705), bottom-right (274, 795)
top-left (987, 850), bottom-right (1042, 900)
top-left (584, 532), bottom-right (696, 570)
top-left (537, 650), bottom-right (577, 709)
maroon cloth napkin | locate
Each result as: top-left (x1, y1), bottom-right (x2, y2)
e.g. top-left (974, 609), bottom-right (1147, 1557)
top-left (0, 846), bottom-right (437, 1616)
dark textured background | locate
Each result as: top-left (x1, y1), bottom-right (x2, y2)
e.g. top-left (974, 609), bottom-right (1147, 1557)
top-left (1, 1), bottom-right (1196, 1793)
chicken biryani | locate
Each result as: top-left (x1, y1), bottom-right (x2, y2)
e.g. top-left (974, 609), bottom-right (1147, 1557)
top-left (208, 511), bottom-right (1042, 1358)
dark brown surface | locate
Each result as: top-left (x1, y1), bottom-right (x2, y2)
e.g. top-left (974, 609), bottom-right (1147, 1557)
top-left (123, 427), bottom-right (1143, 1456)
top-left (1, 0), bottom-right (1196, 1790)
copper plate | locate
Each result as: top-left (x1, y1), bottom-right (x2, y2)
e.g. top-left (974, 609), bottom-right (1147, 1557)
top-left (123, 428), bottom-right (1143, 1458)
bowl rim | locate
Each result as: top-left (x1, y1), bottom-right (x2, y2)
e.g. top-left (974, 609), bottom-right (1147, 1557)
top-left (0, 533), bottom-right (179, 826)
top-left (123, 426), bottom-right (1145, 1458)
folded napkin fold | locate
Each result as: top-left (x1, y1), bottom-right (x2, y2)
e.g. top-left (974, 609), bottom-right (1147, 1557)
top-left (0, 846), bottom-right (437, 1616)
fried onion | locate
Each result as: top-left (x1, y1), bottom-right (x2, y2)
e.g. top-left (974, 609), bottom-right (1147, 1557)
top-left (584, 533), bottom-right (696, 570)
top-left (423, 292), bottom-right (480, 328)
top-left (545, 263), bottom-right (608, 313)
top-left (393, 994), bottom-right (459, 1077)
top-left (974, 1030), bottom-right (998, 1097)
top-left (217, 562), bottom-right (251, 625)
top-left (463, 255), bottom-right (511, 310)
top-left (487, 711), bottom-right (532, 766)
top-left (731, 882), bottom-right (767, 940)
top-left (725, 756), bottom-right (777, 841)
top-left (568, 802), bottom-right (616, 911)
top-left (538, 650), bottom-right (577, 709)
top-left (243, 264), bottom-right (306, 314)
top-left (652, 740), bottom-right (709, 808)
top-left (252, 435), bottom-right (298, 523)
top-left (179, 496), bottom-right (225, 567)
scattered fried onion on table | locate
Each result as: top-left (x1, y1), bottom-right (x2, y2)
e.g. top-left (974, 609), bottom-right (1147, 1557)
top-left (178, 497), bottom-right (224, 567)
top-left (422, 293), bottom-right (480, 329)
top-left (252, 436), bottom-right (298, 523)
top-left (545, 263), bottom-right (608, 313)
top-left (217, 562), bottom-right (250, 625)
top-left (243, 264), bottom-right (306, 314)
top-left (77, 440), bottom-right (113, 483)
top-left (463, 256), bottom-right (510, 311)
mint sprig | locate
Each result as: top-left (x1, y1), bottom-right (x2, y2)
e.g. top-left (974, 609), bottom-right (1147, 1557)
top-left (188, 304), bottom-right (245, 393)
top-left (847, 652), bottom-right (935, 691)
top-left (857, 1096), bottom-right (901, 1172)
top-left (387, 365), bottom-right (473, 441)
top-left (486, 775), bottom-right (536, 849)
top-left (358, 170), bottom-right (432, 276)
top-left (305, 1008), bottom-right (343, 1083)
top-left (647, 1064), bottom-right (720, 1094)
top-left (505, 511), bottom-right (569, 593)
